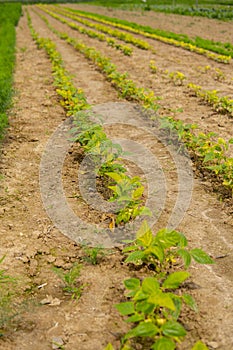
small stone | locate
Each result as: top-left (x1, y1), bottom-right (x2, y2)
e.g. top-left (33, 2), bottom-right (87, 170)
top-left (52, 336), bottom-right (64, 349)
top-left (40, 295), bottom-right (62, 306)
top-left (207, 341), bottom-right (219, 349)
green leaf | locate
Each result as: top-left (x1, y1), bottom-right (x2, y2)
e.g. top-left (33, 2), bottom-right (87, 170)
top-left (177, 249), bottom-right (191, 268)
top-left (126, 313), bottom-right (144, 323)
top-left (155, 229), bottom-right (184, 249)
top-left (136, 221), bottom-right (153, 247)
top-left (124, 278), bottom-right (140, 290)
top-left (169, 294), bottom-right (182, 320)
top-left (148, 290), bottom-right (175, 311)
top-left (132, 186), bottom-right (144, 200)
top-left (182, 294), bottom-right (198, 312)
top-left (142, 277), bottom-right (160, 294)
top-left (125, 321), bottom-right (159, 339)
top-left (106, 172), bottom-right (123, 183)
top-left (152, 337), bottom-right (176, 350)
top-left (192, 340), bottom-right (209, 350)
top-left (135, 300), bottom-right (155, 314)
top-left (125, 251), bottom-right (145, 263)
top-left (203, 152), bottom-right (215, 163)
top-left (162, 271), bottom-right (190, 289)
top-left (146, 246), bottom-right (164, 262)
top-left (103, 344), bottom-right (115, 350)
top-left (139, 206), bottom-right (152, 217)
top-left (162, 321), bottom-right (186, 337)
top-left (190, 249), bottom-right (214, 264)
top-left (115, 302), bottom-right (134, 316)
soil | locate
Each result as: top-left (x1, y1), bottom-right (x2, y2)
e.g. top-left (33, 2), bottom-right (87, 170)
top-left (0, 4), bottom-right (233, 350)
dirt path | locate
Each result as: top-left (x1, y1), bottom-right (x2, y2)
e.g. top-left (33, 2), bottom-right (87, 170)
top-left (0, 6), bottom-right (233, 350)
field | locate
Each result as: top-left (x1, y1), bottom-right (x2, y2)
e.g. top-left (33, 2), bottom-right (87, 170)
top-left (0, 2), bottom-right (233, 350)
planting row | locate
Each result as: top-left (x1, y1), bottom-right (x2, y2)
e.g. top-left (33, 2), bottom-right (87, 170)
top-left (149, 62), bottom-right (233, 117)
top-left (28, 10), bottom-right (151, 227)
top-left (58, 5), bottom-right (232, 63)
top-left (102, 221), bottom-right (213, 350)
top-left (187, 83), bottom-right (233, 117)
top-left (36, 7), bottom-right (133, 56)
top-left (27, 12), bottom-right (214, 350)
top-left (32, 10), bottom-right (233, 198)
top-left (0, 3), bottom-right (22, 140)
top-left (40, 5), bottom-right (152, 51)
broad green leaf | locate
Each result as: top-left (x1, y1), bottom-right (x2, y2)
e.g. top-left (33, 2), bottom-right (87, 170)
top-left (103, 343), bottom-right (114, 350)
top-left (155, 229), bottom-right (183, 249)
top-left (192, 340), bottom-right (209, 350)
top-left (132, 186), bottom-right (144, 200)
top-left (203, 152), bottom-right (215, 163)
top-left (169, 294), bottom-right (182, 320)
top-left (177, 249), bottom-right (191, 268)
top-left (162, 271), bottom-right (190, 289)
top-left (133, 290), bottom-right (148, 301)
top-left (142, 277), bottom-right (160, 294)
top-left (146, 246), bottom-right (164, 262)
top-left (151, 337), bottom-right (175, 350)
top-left (136, 220), bottom-right (152, 238)
top-left (124, 278), bottom-right (140, 290)
top-left (139, 206), bottom-right (152, 217)
top-left (115, 302), bottom-right (134, 316)
top-left (162, 321), bottom-right (186, 337)
top-left (135, 300), bottom-right (155, 314)
top-left (106, 172), bottom-right (123, 183)
top-left (148, 290), bottom-right (175, 311)
top-left (182, 294), bottom-right (198, 312)
top-left (190, 249), bottom-right (214, 264)
top-left (125, 321), bottom-right (159, 339)
top-left (126, 313), bottom-right (144, 323)
top-left (135, 221), bottom-right (153, 246)
top-left (123, 245), bottom-right (137, 253)
top-left (125, 250), bottom-right (145, 263)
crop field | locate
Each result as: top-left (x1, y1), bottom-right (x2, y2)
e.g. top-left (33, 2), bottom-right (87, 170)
top-left (0, 2), bottom-right (233, 350)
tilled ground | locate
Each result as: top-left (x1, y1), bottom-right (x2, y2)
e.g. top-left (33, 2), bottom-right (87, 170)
top-left (0, 5), bottom-right (233, 350)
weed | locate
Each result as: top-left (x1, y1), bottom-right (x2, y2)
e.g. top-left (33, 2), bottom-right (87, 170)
top-left (82, 245), bottom-right (106, 265)
top-left (53, 263), bottom-right (83, 300)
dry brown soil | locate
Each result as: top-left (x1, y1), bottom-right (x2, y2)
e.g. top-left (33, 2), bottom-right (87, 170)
top-left (0, 4), bottom-right (233, 350)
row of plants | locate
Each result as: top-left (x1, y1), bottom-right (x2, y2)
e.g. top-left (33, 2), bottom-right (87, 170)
top-left (0, 2), bottom-right (22, 140)
top-left (150, 64), bottom-right (233, 114)
top-left (28, 11), bottom-right (219, 350)
top-left (103, 221), bottom-right (213, 349)
top-left (59, 6), bottom-right (232, 63)
top-left (38, 14), bottom-right (233, 197)
top-left (28, 10), bottom-right (151, 227)
top-left (40, 5), bottom-right (152, 51)
top-left (36, 7), bottom-right (133, 56)
top-left (151, 5), bottom-right (233, 20)
top-left (64, 5), bottom-right (233, 56)
top-left (187, 83), bottom-right (233, 117)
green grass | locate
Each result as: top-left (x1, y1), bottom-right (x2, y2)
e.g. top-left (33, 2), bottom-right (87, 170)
top-left (0, 3), bottom-right (22, 140)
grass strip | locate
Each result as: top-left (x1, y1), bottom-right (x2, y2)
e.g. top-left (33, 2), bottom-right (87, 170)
top-left (0, 2), bottom-right (22, 140)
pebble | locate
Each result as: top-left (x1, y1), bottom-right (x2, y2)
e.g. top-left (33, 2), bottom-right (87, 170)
top-left (207, 341), bottom-right (219, 349)
top-left (52, 336), bottom-right (64, 349)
